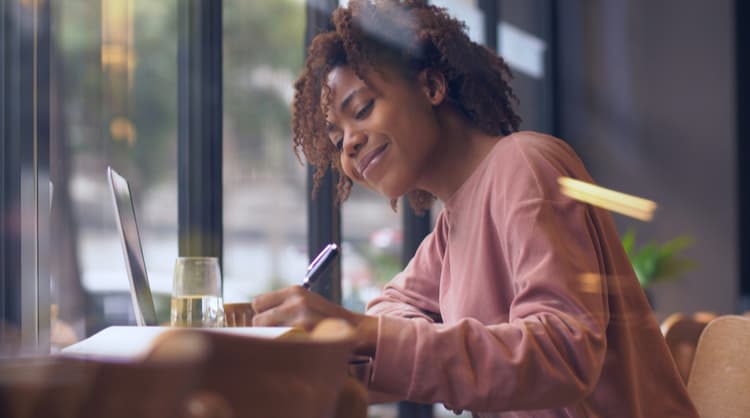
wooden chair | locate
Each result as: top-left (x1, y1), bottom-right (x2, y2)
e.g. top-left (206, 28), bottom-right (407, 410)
top-left (661, 312), bottom-right (716, 383)
top-left (687, 315), bottom-right (750, 418)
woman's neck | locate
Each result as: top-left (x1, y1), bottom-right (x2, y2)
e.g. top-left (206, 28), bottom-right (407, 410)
top-left (417, 106), bottom-right (501, 201)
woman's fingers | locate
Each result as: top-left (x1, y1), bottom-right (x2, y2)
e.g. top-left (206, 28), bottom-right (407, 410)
top-left (253, 307), bottom-right (319, 331)
top-left (251, 285), bottom-right (305, 313)
top-left (251, 285), bottom-right (350, 331)
top-left (223, 303), bottom-right (255, 327)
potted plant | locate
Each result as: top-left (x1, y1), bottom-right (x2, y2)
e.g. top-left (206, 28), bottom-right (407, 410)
top-left (621, 230), bottom-right (696, 305)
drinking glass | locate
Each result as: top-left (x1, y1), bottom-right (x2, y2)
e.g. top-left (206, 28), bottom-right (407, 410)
top-left (170, 257), bottom-right (225, 327)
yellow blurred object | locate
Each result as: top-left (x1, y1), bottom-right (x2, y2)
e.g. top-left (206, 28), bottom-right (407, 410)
top-left (310, 318), bottom-right (356, 342)
top-left (101, 44), bottom-right (137, 73)
top-left (50, 304), bottom-right (79, 349)
top-left (109, 117), bottom-right (137, 145)
top-left (558, 177), bottom-right (657, 221)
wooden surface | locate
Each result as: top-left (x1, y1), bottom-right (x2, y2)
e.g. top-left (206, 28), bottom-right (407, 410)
top-left (0, 320), bottom-right (365, 418)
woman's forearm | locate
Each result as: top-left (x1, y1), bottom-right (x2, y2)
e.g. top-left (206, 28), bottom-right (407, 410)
top-left (352, 313), bottom-right (379, 357)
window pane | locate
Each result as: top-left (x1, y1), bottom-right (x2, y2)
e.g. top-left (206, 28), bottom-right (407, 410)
top-left (341, 189), bottom-right (403, 313)
top-left (51, 0), bottom-right (178, 344)
top-left (222, 0), bottom-right (307, 302)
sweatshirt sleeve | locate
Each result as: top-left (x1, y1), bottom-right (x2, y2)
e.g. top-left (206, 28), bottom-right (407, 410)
top-left (365, 212), bottom-right (448, 322)
top-left (367, 197), bottom-right (610, 413)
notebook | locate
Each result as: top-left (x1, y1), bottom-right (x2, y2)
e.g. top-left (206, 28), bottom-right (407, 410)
top-left (107, 166), bottom-right (159, 326)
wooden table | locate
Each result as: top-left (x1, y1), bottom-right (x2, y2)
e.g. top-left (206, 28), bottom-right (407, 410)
top-left (0, 327), bottom-right (367, 418)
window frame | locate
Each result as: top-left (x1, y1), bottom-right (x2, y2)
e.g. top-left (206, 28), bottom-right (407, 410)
top-left (1, 0), bottom-right (51, 355)
top-left (177, 0), bottom-right (224, 284)
top-left (737, 0), bottom-right (750, 311)
top-left (304, 0), bottom-right (342, 303)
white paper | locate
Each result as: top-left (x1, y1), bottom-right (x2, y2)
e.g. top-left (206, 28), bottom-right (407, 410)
top-left (60, 326), bottom-right (295, 361)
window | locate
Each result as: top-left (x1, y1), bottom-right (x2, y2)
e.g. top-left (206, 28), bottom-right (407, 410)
top-left (222, 0), bottom-right (307, 301)
top-left (47, 0), bottom-right (179, 342)
top-left (1, 0), bottom-right (52, 355)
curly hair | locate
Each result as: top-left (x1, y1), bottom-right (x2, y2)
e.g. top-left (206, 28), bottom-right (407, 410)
top-left (292, 0), bottom-right (521, 212)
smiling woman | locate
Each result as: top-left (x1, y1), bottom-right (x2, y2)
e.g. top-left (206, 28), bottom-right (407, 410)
top-left (250, 1), bottom-right (702, 417)
top-left (292, 0), bottom-right (520, 212)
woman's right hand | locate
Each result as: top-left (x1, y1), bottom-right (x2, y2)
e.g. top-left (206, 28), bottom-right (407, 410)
top-left (251, 285), bottom-right (378, 356)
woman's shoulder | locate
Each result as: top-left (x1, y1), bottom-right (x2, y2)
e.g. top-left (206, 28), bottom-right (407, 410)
top-left (494, 131), bottom-right (578, 162)
top-left (486, 131), bottom-right (590, 200)
top-left (491, 130), bottom-right (584, 172)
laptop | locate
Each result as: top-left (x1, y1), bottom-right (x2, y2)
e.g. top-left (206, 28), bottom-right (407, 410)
top-left (107, 166), bottom-right (159, 326)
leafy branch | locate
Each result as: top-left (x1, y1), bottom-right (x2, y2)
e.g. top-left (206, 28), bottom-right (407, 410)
top-left (621, 229), bottom-right (697, 288)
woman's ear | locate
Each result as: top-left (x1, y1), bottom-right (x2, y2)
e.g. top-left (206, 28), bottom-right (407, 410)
top-left (418, 69), bottom-right (447, 106)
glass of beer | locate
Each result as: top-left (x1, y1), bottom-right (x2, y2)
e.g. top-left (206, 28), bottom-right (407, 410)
top-left (170, 257), bottom-right (225, 327)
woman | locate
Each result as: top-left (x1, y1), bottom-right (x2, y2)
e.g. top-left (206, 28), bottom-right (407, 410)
top-left (252, 1), bottom-right (698, 416)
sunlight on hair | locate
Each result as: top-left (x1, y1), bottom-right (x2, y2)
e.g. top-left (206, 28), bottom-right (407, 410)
top-left (558, 177), bottom-right (657, 221)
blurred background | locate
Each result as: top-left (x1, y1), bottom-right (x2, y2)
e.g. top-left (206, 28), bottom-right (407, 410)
top-left (1, 0), bottom-right (745, 417)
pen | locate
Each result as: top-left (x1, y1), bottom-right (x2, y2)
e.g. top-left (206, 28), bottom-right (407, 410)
top-left (302, 243), bottom-right (339, 289)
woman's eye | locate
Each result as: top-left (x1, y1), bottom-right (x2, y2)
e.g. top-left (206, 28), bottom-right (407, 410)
top-left (355, 100), bottom-right (374, 120)
top-left (335, 137), bottom-right (344, 151)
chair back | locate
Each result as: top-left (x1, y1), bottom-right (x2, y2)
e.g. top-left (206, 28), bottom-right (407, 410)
top-left (661, 312), bottom-right (715, 383)
top-left (687, 315), bottom-right (750, 418)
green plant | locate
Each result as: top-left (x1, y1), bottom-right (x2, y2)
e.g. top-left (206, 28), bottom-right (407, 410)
top-left (621, 229), bottom-right (697, 288)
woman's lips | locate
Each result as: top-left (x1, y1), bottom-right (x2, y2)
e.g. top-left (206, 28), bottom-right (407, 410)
top-left (358, 143), bottom-right (388, 180)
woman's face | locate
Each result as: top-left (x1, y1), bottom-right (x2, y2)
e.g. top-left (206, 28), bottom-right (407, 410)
top-left (324, 65), bottom-right (442, 199)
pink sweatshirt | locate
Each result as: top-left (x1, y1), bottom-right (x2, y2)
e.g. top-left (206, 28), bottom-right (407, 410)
top-left (366, 132), bottom-right (699, 417)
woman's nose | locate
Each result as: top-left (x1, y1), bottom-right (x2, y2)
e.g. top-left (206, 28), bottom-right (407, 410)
top-left (343, 130), bottom-right (366, 156)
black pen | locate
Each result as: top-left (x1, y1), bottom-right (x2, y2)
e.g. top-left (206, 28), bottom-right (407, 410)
top-left (302, 243), bottom-right (339, 289)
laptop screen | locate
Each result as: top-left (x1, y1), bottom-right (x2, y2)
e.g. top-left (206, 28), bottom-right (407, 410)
top-left (107, 166), bottom-right (159, 326)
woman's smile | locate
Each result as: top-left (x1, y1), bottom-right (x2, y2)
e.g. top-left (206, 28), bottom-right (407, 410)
top-left (359, 143), bottom-right (389, 180)
top-left (323, 65), bottom-right (447, 199)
